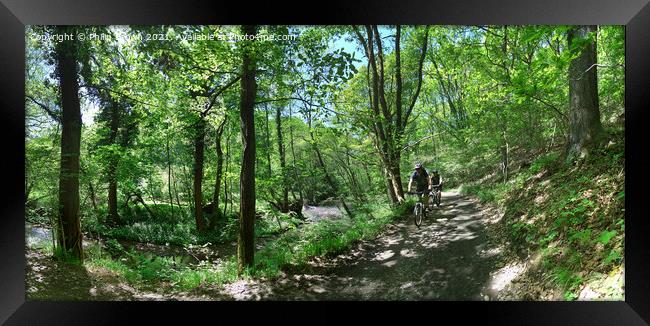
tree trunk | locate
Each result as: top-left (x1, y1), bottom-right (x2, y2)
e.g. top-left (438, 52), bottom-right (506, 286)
top-left (181, 162), bottom-right (193, 216)
top-left (275, 105), bottom-right (289, 213)
top-left (501, 132), bottom-right (509, 182)
top-left (353, 25), bottom-right (428, 205)
top-left (209, 117), bottom-right (227, 230)
top-left (87, 179), bottom-right (98, 213)
top-left (264, 104), bottom-right (273, 176)
top-left (224, 125), bottom-right (230, 217)
top-left (107, 101), bottom-right (120, 225)
top-left (173, 172), bottom-right (182, 211)
top-left (193, 118), bottom-right (207, 232)
top-left (289, 105), bottom-right (304, 204)
top-left (166, 135), bottom-right (174, 217)
top-left (55, 26), bottom-right (83, 261)
top-left (263, 103), bottom-right (281, 207)
top-left (388, 153), bottom-right (405, 202)
top-left (80, 165), bottom-right (99, 214)
top-left (383, 167), bottom-right (398, 204)
top-left (565, 25), bottom-right (604, 162)
top-left (238, 25), bottom-right (258, 274)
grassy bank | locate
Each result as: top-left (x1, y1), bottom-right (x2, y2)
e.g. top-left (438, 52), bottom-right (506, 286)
top-left (33, 198), bottom-right (411, 293)
top-left (460, 129), bottom-right (624, 300)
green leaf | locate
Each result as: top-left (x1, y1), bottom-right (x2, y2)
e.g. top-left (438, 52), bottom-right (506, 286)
top-left (597, 230), bottom-right (617, 245)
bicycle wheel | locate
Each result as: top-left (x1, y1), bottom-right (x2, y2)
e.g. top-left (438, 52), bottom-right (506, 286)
top-left (414, 203), bottom-right (423, 227)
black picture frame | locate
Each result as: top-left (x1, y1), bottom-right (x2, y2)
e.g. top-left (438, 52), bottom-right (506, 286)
top-left (1, 0), bottom-right (648, 324)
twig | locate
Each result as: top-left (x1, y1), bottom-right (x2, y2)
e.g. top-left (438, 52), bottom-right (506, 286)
top-left (572, 64), bottom-right (624, 81)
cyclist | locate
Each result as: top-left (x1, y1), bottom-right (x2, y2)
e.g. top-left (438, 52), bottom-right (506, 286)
top-left (429, 169), bottom-right (443, 208)
top-left (408, 163), bottom-right (431, 210)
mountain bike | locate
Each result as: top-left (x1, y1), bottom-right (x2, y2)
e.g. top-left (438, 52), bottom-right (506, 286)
top-left (407, 190), bottom-right (427, 227)
top-left (430, 184), bottom-right (442, 207)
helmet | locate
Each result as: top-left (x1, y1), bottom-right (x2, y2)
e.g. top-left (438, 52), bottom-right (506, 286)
top-left (414, 163), bottom-right (423, 170)
top-left (431, 169), bottom-right (439, 174)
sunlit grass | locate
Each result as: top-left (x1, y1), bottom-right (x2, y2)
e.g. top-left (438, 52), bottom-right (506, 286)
top-left (253, 200), bottom-right (408, 279)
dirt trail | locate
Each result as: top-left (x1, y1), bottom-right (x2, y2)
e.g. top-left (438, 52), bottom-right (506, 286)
top-left (26, 192), bottom-right (512, 301)
top-left (217, 191), bottom-right (506, 300)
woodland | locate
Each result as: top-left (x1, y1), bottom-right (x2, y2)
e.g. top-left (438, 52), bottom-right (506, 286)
top-left (25, 25), bottom-right (624, 300)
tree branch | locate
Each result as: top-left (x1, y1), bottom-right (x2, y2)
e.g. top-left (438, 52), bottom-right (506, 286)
top-left (403, 26), bottom-right (430, 128)
top-left (572, 63), bottom-right (625, 81)
top-left (401, 134), bottom-right (437, 152)
top-left (25, 95), bottom-right (61, 122)
top-left (201, 75), bottom-right (242, 117)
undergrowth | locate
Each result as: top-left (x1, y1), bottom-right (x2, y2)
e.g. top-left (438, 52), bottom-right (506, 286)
top-left (460, 129), bottom-right (624, 300)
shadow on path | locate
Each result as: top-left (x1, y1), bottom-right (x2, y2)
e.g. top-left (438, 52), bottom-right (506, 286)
top-left (221, 192), bottom-right (504, 300)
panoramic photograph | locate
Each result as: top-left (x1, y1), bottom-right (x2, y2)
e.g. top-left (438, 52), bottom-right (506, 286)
top-left (25, 25), bottom-right (624, 301)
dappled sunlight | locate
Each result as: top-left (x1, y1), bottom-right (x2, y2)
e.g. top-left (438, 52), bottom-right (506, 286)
top-left (487, 262), bottom-right (526, 292)
top-left (374, 250), bottom-right (395, 261)
top-left (478, 246), bottom-right (503, 259)
top-left (382, 260), bottom-right (398, 267)
top-left (399, 248), bottom-right (418, 258)
top-left (26, 189), bottom-right (510, 301)
top-left (214, 191), bottom-right (506, 300)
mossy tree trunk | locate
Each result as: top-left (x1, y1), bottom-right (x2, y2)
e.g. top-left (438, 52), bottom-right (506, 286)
top-left (565, 25), bottom-right (604, 162)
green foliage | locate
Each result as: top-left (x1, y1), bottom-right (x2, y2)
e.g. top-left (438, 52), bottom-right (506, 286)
top-left (551, 267), bottom-right (583, 300)
top-left (602, 248), bottom-right (622, 265)
top-left (485, 129), bottom-right (625, 299)
top-left (87, 243), bottom-right (239, 291)
top-left (596, 230), bottom-right (617, 246)
top-left (254, 201), bottom-right (403, 278)
top-left (529, 152), bottom-right (559, 175)
top-left (104, 238), bottom-right (125, 257)
top-left (25, 24), bottom-right (624, 297)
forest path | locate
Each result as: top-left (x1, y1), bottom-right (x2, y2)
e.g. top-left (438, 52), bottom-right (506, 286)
top-left (217, 191), bottom-right (507, 300)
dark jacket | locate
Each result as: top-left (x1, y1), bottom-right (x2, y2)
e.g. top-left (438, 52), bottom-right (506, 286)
top-left (411, 170), bottom-right (429, 191)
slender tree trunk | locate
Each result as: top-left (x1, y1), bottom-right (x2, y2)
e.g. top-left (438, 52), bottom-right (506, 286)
top-left (501, 130), bottom-right (509, 182)
top-left (224, 125), bottom-right (230, 217)
top-left (275, 105), bottom-right (289, 213)
top-left (289, 105), bottom-right (303, 204)
top-left (238, 25), bottom-right (258, 274)
top-left (209, 117), bottom-right (227, 230)
top-left (384, 167), bottom-right (398, 204)
top-left (146, 181), bottom-right (159, 208)
top-left (87, 179), bottom-right (98, 213)
top-left (566, 25), bottom-right (604, 162)
top-left (181, 162), bottom-right (193, 216)
top-left (388, 153), bottom-right (405, 202)
top-left (107, 101), bottom-right (120, 225)
top-left (353, 25), bottom-right (428, 205)
top-left (173, 172), bottom-right (182, 210)
top-left (55, 26), bottom-right (83, 261)
top-left (166, 135), bottom-right (174, 217)
top-left (264, 104), bottom-right (273, 176)
top-left (193, 118), bottom-right (207, 232)
top-left (263, 103), bottom-right (281, 207)
top-left (80, 165), bottom-right (99, 214)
